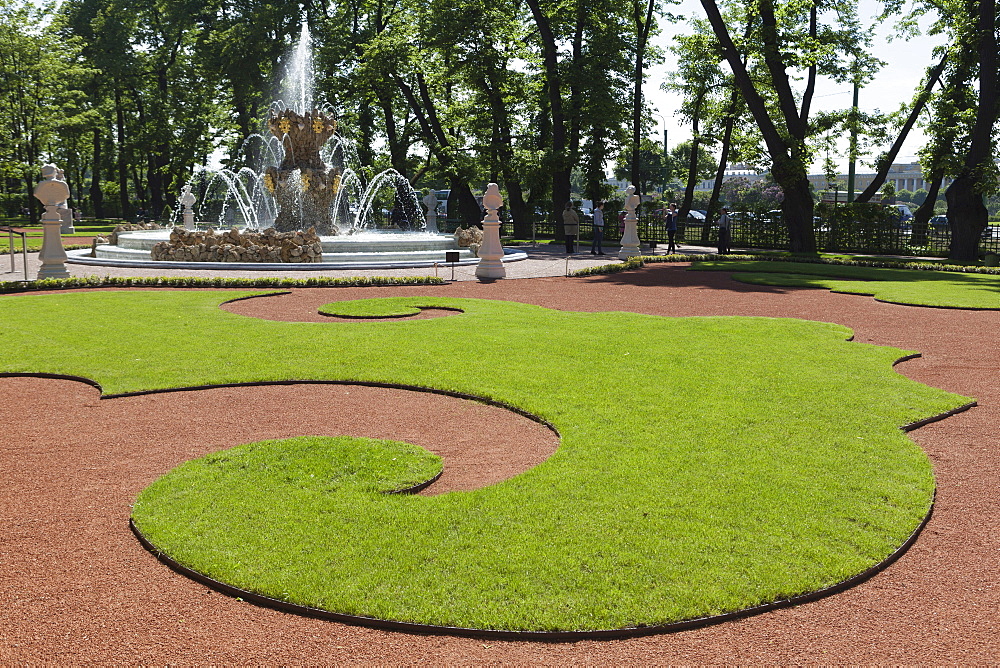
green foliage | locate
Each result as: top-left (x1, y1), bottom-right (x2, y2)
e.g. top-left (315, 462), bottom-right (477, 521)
top-left (0, 275), bottom-right (445, 294)
top-left (0, 291), bottom-right (961, 631)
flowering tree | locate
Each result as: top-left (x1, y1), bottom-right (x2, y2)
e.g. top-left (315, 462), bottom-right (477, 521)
top-left (720, 177), bottom-right (784, 213)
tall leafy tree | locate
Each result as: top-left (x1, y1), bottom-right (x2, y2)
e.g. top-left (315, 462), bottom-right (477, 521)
top-left (939, 0), bottom-right (999, 260)
top-left (854, 51), bottom-right (947, 202)
top-left (700, 0), bottom-right (877, 253)
top-left (524, 0), bottom-right (631, 231)
top-left (197, 0), bottom-right (301, 167)
top-left (0, 1), bottom-right (88, 222)
top-left (627, 0), bottom-right (663, 191)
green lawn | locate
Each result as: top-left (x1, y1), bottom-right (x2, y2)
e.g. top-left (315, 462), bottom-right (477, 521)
top-left (0, 290), bottom-right (968, 632)
top-left (692, 259), bottom-right (1000, 309)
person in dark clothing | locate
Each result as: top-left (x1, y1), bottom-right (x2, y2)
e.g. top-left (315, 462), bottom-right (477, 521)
top-left (590, 201), bottom-right (606, 255)
top-left (562, 201), bottom-right (579, 254)
top-left (665, 202), bottom-right (678, 254)
top-left (718, 207), bottom-right (732, 254)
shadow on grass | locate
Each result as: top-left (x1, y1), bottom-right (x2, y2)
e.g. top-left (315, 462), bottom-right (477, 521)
top-left (576, 259), bottom-right (1000, 310)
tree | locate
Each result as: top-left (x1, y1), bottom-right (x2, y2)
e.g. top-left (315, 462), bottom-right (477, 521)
top-left (854, 52), bottom-right (947, 203)
top-left (627, 0), bottom-right (662, 189)
top-left (670, 142), bottom-right (716, 186)
top-left (700, 0), bottom-right (877, 253)
top-left (613, 138), bottom-right (667, 194)
top-left (525, 0), bottom-right (633, 231)
top-left (941, 0), bottom-right (999, 260)
top-left (0, 1), bottom-right (88, 223)
top-left (197, 0), bottom-right (300, 168)
top-left (666, 20), bottom-right (727, 227)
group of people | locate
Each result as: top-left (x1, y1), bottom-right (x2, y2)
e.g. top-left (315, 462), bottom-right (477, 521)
top-left (561, 200), bottom-right (609, 255)
top-left (561, 200), bottom-right (733, 256)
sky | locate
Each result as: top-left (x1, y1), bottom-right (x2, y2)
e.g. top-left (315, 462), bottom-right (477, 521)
top-left (643, 0), bottom-right (947, 175)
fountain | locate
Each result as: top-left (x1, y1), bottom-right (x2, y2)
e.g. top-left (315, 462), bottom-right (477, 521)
top-left (68, 23), bottom-right (526, 270)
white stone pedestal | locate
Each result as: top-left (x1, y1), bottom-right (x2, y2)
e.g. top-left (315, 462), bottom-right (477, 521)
top-left (619, 184), bottom-right (641, 259)
top-left (34, 164), bottom-right (70, 279)
top-left (59, 206), bottom-right (75, 234)
top-left (423, 192), bottom-right (439, 233)
top-left (476, 183), bottom-right (506, 280)
top-left (180, 184), bottom-right (196, 230)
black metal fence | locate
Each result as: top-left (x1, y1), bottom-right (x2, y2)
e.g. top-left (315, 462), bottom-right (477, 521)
top-left (432, 210), bottom-right (1000, 256)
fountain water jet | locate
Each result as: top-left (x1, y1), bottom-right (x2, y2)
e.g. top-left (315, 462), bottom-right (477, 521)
top-left (69, 22), bottom-right (526, 270)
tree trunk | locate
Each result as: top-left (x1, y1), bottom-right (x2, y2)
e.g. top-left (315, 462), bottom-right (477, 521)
top-left (525, 0), bottom-right (571, 235)
top-left (446, 178), bottom-right (482, 227)
top-left (480, 75), bottom-right (531, 237)
top-left (629, 0), bottom-right (655, 189)
top-left (946, 174), bottom-right (987, 260)
top-left (114, 86), bottom-right (130, 220)
top-left (24, 176), bottom-right (36, 225)
top-left (232, 89), bottom-right (260, 169)
top-left (946, 0), bottom-right (997, 262)
top-left (677, 92), bottom-right (704, 241)
top-left (911, 170), bottom-right (943, 246)
top-left (377, 92), bottom-right (407, 175)
top-left (356, 100), bottom-right (375, 168)
top-left (779, 169), bottom-right (816, 253)
top-left (90, 126), bottom-right (104, 217)
top-left (706, 90), bottom-right (740, 243)
top-left (855, 54), bottom-right (947, 203)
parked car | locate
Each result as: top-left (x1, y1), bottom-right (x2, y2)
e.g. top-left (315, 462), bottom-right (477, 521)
top-left (687, 210), bottom-right (706, 223)
top-left (894, 204), bottom-right (914, 223)
top-left (930, 215), bottom-right (949, 227)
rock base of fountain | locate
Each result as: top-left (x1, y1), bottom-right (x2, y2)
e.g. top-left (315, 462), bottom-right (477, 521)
top-left (454, 226), bottom-right (484, 257)
top-left (109, 222), bottom-right (163, 245)
top-left (150, 226), bottom-right (324, 263)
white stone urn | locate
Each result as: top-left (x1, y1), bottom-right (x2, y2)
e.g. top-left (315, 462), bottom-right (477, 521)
top-left (34, 164), bottom-right (70, 279)
top-left (619, 184), bottom-right (641, 259)
top-left (423, 192), bottom-right (439, 233)
top-left (475, 183), bottom-right (506, 280)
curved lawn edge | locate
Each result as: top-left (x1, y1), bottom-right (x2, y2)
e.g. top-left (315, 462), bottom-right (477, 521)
top-left (0, 371), bottom-right (103, 392)
top-left (872, 298), bottom-right (1000, 312)
top-left (97, 380), bottom-right (557, 436)
top-left (129, 487), bottom-right (937, 641)
top-left (123, 374), bottom-right (973, 641)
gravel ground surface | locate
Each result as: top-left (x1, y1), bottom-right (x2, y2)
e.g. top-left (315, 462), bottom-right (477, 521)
top-left (5, 240), bottom-right (626, 282)
top-left (1, 260), bottom-right (997, 663)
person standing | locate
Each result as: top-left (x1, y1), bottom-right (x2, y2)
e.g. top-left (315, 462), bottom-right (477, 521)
top-left (665, 202), bottom-right (678, 254)
top-left (718, 207), bottom-right (732, 254)
top-left (562, 201), bottom-right (579, 254)
top-left (590, 201), bottom-right (606, 255)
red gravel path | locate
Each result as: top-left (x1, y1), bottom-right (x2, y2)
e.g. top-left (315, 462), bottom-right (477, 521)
top-left (1, 263), bottom-right (997, 663)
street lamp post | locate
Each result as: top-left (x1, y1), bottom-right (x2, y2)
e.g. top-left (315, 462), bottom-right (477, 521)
top-left (652, 112), bottom-right (669, 196)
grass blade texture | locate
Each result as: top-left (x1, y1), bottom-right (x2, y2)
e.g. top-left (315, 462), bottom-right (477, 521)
top-left (0, 290), bottom-right (968, 631)
top-left (691, 259), bottom-right (1000, 309)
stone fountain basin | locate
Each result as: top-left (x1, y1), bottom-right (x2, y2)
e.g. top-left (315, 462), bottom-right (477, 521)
top-left (68, 229), bottom-right (528, 270)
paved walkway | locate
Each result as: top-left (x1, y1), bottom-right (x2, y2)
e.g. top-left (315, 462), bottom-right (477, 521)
top-left (3, 242), bottom-right (715, 283)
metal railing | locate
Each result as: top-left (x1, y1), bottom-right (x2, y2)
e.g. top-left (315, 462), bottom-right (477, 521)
top-left (1, 225), bottom-right (29, 281)
top-left (403, 212), bottom-right (1000, 257)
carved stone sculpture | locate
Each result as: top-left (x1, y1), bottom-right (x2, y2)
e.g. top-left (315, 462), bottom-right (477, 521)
top-left (475, 183), bottom-right (506, 280)
top-left (180, 184), bottom-right (197, 230)
top-left (34, 164), bottom-right (70, 279)
top-left (619, 184), bottom-right (641, 259)
top-left (265, 108), bottom-right (340, 235)
top-left (55, 167), bottom-right (74, 234)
